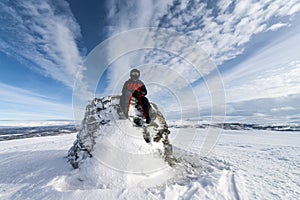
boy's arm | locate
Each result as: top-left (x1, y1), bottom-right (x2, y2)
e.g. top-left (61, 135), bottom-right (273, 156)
top-left (140, 81), bottom-right (147, 96)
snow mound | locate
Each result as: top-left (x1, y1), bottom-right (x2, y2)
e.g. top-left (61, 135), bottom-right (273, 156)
top-left (65, 97), bottom-right (242, 196)
top-left (67, 96), bottom-right (178, 187)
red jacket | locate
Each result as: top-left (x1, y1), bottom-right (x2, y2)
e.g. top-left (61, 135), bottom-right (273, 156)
top-left (122, 79), bottom-right (147, 97)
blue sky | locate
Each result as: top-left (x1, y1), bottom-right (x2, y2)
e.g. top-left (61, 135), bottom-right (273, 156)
top-left (1, 0), bottom-right (300, 122)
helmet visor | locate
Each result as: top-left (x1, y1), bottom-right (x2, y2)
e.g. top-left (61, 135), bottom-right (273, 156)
top-left (131, 71), bottom-right (140, 76)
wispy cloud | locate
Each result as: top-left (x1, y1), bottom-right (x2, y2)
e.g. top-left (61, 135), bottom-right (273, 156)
top-left (0, 0), bottom-right (84, 88)
top-left (267, 23), bottom-right (289, 31)
top-left (99, 0), bottom-right (176, 96)
top-left (224, 27), bottom-right (300, 101)
top-left (102, 0), bottom-right (214, 97)
top-left (0, 83), bottom-right (72, 120)
top-left (225, 61), bottom-right (300, 102)
top-left (219, 26), bottom-right (300, 117)
top-left (103, 0), bottom-right (300, 87)
top-left (155, 0), bottom-right (300, 65)
top-left (100, 0), bottom-right (300, 119)
top-left (106, 0), bottom-right (173, 33)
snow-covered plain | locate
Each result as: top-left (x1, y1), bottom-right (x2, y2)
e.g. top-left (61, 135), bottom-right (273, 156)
top-left (0, 127), bottom-right (299, 199)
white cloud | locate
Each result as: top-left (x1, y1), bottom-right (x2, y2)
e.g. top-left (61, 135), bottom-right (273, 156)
top-left (102, 0), bottom-right (300, 92)
top-left (99, 0), bottom-right (178, 100)
top-left (91, 0), bottom-right (300, 119)
top-left (216, 26), bottom-right (300, 117)
top-left (0, 0), bottom-right (84, 88)
top-left (267, 23), bottom-right (289, 31)
top-left (106, 0), bottom-right (173, 33)
top-left (225, 61), bottom-right (300, 102)
top-left (0, 83), bottom-right (73, 120)
top-left (271, 106), bottom-right (294, 112)
top-left (153, 0), bottom-right (300, 65)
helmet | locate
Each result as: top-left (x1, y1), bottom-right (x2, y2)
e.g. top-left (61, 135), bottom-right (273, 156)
top-left (130, 69), bottom-right (140, 80)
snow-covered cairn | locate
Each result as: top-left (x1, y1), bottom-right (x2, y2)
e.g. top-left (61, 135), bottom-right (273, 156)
top-left (68, 96), bottom-right (174, 169)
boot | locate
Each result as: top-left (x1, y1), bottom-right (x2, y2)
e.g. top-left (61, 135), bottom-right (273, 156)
top-left (145, 115), bottom-right (151, 124)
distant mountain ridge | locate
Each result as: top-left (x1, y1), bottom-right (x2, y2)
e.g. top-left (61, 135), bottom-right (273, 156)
top-left (168, 121), bottom-right (300, 132)
top-left (0, 125), bottom-right (76, 141)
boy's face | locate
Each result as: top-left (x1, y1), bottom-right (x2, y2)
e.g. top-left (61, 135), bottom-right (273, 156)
top-left (131, 71), bottom-right (140, 80)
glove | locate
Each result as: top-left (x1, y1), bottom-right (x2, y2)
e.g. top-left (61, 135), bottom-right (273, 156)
top-left (132, 90), bottom-right (140, 98)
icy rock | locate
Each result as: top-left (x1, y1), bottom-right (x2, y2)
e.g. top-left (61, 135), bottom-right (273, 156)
top-left (68, 96), bottom-right (175, 169)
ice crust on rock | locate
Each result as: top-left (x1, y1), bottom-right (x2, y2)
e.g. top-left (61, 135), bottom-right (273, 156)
top-left (67, 96), bottom-right (175, 170)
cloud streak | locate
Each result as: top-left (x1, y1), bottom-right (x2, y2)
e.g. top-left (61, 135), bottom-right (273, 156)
top-left (223, 28), bottom-right (300, 101)
top-left (0, 83), bottom-right (73, 120)
top-left (218, 24), bottom-right (300, 117)
top-left (0, 0), bottom-right (84, 88)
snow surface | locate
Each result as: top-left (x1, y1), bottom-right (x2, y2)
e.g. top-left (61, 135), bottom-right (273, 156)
top-left (0, 128), bottom-right (299, 199)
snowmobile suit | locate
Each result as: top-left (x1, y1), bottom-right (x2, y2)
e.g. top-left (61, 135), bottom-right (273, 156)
top-left (120, 79), bottom-right (151, 122)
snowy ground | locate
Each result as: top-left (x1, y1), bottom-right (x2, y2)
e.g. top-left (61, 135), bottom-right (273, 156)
top-left (0, 128), bottom-right (299, 199)
top-left (171, 129), bottom-right (300, 199)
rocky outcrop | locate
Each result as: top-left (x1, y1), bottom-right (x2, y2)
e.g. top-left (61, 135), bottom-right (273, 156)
top-left (68, 96), bottom-right (175, 169)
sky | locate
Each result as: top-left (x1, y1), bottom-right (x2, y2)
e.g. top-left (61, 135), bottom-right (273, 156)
top-left (0, 0), bottom-right (300, 122)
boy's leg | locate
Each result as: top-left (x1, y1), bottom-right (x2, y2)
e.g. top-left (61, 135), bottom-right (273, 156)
top-left (119, 95), bottom-right (129, 118)
top-left (138, 96), bottom-right (151, 123)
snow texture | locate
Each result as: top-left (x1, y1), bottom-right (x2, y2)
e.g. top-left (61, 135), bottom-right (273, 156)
top-left (0, 102), bottom-right (299, 199)
top-left (1, 129), bottom-right (299, 199)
